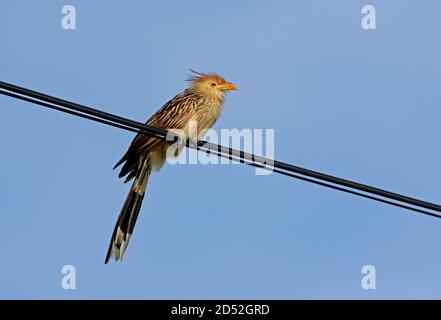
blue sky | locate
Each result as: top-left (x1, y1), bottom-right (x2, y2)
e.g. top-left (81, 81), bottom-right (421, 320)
top-left (1, 0), bottom-right (441, 299)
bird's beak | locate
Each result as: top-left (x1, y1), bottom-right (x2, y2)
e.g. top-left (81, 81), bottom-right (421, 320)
top-left (221, 82), bottom-right (237, 91)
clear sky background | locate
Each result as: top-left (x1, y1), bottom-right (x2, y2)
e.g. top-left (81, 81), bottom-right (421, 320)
top-left (1, 0), bottom-right (441, 299)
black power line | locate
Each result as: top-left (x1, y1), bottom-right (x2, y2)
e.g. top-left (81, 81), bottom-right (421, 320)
top-left (203, 150), bottom-right (441, 219)
top-left (1, 80), bottom-right (441, 219)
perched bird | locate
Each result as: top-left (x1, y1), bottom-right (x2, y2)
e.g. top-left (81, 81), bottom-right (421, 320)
top-left (105, 71), bottom-right (237, 263)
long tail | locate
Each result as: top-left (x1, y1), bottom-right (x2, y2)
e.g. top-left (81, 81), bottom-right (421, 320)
top-left (105, 158), bottom-right (151, 263)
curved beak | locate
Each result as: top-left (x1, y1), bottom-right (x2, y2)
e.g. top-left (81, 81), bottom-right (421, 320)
top-left (221, 82), bottom-right (237, 91)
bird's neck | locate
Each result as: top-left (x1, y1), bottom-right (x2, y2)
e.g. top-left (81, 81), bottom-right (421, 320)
top-left (187, 87), bottom-right (225, 105)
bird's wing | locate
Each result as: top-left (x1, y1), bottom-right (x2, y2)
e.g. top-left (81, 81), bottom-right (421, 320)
top-left (115, 93), bottom-right (198, 180)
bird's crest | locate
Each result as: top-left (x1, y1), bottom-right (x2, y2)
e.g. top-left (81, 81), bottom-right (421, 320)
top-left (186, 69), bottom-right (226, 85)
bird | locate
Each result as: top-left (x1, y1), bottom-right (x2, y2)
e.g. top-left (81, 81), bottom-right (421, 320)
top-left (105, 70), bottom-right (237, 263)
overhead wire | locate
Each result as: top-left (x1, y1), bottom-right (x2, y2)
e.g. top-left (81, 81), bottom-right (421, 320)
top-left (1, 81), bottom-right (440, 219)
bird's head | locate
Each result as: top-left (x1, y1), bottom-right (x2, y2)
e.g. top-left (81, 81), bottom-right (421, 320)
top-left (186, 70), bottom-right (237, 99)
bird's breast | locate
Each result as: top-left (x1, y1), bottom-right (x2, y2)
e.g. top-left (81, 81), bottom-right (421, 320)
top-left (193, 99), bottom-right (223, 139)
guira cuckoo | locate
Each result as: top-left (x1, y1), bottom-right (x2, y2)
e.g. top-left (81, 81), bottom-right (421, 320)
top-left (105, 71), bottom-right (237, 263)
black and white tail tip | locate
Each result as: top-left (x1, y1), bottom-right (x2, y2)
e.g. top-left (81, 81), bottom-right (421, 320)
top-left (105, 189), bottom-right (145, 263)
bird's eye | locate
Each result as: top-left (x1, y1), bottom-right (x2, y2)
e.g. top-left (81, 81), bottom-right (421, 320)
top-left (210, 83), bottom-right (216, 87)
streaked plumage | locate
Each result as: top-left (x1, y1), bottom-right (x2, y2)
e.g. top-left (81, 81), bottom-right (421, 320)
top-left (105, 71), bottom-right (237, 263)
